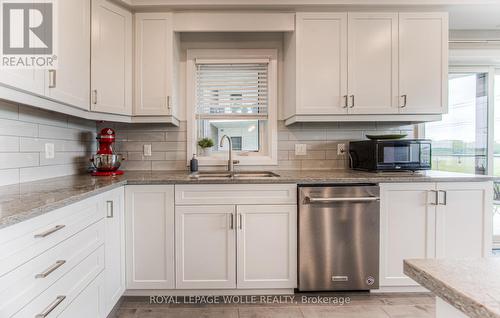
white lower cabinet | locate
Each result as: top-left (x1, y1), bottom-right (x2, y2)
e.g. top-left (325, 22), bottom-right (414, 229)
top-left (176, 205), bottom-right (236, 289)
top-left (380, 182), bottom-right (492, 287)
top-left (174, 184), bottom-right (298, 290)
top-left (237, 205), bottom-right (297, 289)
top-left (101, 188), bottom-right (126, 316)
top-left (125, 185), bottom-right (175, 289)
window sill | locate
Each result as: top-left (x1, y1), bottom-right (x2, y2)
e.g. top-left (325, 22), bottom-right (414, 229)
top-left (196, 156), bottom-right (278, 166)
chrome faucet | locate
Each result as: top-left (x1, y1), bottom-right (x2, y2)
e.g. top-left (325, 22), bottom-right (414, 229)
top-left (220, 135), bottom-right (239, 172)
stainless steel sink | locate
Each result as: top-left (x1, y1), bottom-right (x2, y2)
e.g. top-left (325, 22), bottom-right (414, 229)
top-left (190, 171), bottom-right (280, 179)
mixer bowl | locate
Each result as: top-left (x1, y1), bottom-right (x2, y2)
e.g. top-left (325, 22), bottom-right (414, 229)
top-left (90, 154), bottom-right (124, 171)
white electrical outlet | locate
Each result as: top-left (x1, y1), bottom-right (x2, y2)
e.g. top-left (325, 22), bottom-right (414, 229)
top-left (45, 143), bottom-right (55, 159)
top-left (337, 143), bottom-right (346, 156)
top-left (143, 144), bottom-right (152, 157)
top-left (295, 144), bottom-right (307, 156)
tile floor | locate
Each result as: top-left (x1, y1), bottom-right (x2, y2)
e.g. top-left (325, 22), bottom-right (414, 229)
top-left (114, 293), bottom-right (435, 318)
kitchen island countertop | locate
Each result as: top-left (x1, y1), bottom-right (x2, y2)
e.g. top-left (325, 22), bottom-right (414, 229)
top-left (404, 258), bottom-right (500, 318)
top-left (0, 169), bottom-right (496, 230)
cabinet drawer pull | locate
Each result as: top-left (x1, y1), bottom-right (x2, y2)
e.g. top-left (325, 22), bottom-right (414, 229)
top-left (229, 213), bottom-right (234, 230)
top-left (349, 95), bottom-right (355, 108)
top-left (106, 200), bottom-right (114, 218)
top-left (34, 225), bottom-right (65, 238)
top-left (343, 95), bottom-right (348, 108)
top-left (35, 295), bottom-right (66, 318)
top-left (35, 260), bottom-right (66, 279)
top-left (167, 96), bottom-right (171, 109)
top-left (239, 214), bottom-right (243, 230)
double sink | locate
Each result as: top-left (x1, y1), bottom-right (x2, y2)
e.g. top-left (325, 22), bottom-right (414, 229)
top-left (190, 171), bottom-right (280, 180)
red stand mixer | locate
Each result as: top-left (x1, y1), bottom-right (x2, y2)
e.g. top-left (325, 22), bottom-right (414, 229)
top-left (90, 128), bottom-right (125, 176)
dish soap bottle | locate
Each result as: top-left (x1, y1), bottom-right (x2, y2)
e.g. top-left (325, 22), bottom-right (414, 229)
top-left (190, 154), bottom-right (198, 172)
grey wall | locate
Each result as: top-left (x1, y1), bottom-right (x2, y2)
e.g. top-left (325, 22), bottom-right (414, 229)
top-left (0, 101), bottom-right (96, 186)
top-left (101, 121), bottom-right (415, 171)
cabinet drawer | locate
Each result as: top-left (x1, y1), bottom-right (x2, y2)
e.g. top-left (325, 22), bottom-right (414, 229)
top-left (175, 184), bottom-right (297, 205)
top-left (0, 198), bottom-right (102, 276)
top-left (12, 245), bottom-right (105, 318)
top-left (0, 220), bottom-right (104, 317)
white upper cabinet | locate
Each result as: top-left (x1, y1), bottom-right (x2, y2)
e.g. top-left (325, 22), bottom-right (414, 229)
top-left (91, 0), bottom-right (132, 115)
top-left (134, 13), bottom-right (177, 116)
top-left (294, 13), bottom-right (348, 115)
top-left (399, 13), bottom-right (448, 114)
top-left (285, 11), bottom-right (448, 123)
top-left (347, 13), bottom-right (399, 114)
top-left (0, 70), bottom-right (45, 97)
top-left (46, 0), bottom-right (90, 110)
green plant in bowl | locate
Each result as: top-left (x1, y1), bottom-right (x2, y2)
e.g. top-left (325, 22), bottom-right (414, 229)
top-left (198, 138), bottom-right (214, 149)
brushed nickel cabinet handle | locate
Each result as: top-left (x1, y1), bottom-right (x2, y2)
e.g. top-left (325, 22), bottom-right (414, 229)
top-left (35, 295), bottom-right (66, 318)
top-left (239, 214), bottom-right (243, 230)
top-left (350, 95), bottom-right (355, 108)
top-left (106, 200), bottom-right (114, 218)
top-left (35, 260), bottom-right (66, 279)
top-left (92, 90), bottom-right (98, 105)
top-left (439, 190), bottom-right (447, 205)
top-left (343, 95), bottom-right (348, 108)
top-left (229, 213), bottom-right (234, 230)
top-left (167, 96), bottom-right (171, 109)
top-left (401, 94), bottom-right (407, 108)
top-left (48, 70), bottom-right (56, 88)
top-left (34, 225), bottom-right (65, 238)
top-left (430, 190), bottom-right (438, 205)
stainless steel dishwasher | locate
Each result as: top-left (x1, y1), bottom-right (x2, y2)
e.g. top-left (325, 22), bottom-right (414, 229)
top-left (298, 185), bottom-right (380, 291)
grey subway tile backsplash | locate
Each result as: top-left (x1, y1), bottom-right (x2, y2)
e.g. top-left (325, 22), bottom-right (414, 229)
top-left (101, 120), bottom-right (415, 172)
top-left (0, 101), bottom-right (96, 186)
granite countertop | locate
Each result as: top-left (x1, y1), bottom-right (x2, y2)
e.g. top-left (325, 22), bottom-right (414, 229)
top-left (404, 258), bottom-right (500, 318)
top-left (0, 169), bottom-right (496, 230)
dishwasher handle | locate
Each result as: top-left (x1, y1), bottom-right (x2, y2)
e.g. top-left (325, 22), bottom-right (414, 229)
top-left (305, 196), bottom-right (380, 203)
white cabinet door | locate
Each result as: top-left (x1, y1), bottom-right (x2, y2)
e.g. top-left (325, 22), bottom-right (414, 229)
top-left (46, 0), bottom-right (90, 110)
top-left (0, 70), bottom-right (45, 96)
top-left (134, 13), bottom-right (174, 116)
top-left (91, 0), bottom-right (132, 115)
top-left (295, 13), bottom-right (348, 115)
top-left (125, 185), bottom-right (175, 289)
top-left (347, 13), bottom-right (399, 114)
top-left (399, 13), bottom-right (448, 114)
top-left (236, 205), bottom-right (297, 289)
top-left (435, 182), bottom-right (493, 259)
top-left (380, 183), bottom-right (437, 287)
top-left (102, 188), bottom-right (125, 316)
top-left (176, 205), bottom-right (236, 289)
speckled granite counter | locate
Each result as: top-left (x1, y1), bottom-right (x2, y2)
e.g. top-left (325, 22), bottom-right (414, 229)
top-left (0, 169), bottom-right (495, 230)
top-left (404, 259), bottom-right (500, 318)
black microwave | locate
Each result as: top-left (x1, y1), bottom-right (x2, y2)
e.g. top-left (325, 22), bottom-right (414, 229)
top-left (349, 139), bottom-right (432, 172)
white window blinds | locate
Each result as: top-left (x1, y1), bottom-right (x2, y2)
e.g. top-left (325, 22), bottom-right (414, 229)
top-left (195, 62), bottom-right (269, 120)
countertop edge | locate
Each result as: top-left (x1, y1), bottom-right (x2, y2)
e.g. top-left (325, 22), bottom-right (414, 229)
top-left (403, 260), bottom-right (499, 318)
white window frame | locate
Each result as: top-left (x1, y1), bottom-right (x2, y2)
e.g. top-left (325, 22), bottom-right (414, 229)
top-left (186, 49), bottom-right (278, 166)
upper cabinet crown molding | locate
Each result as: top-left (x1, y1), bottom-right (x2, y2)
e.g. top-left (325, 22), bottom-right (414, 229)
top-left (173, 12), bottom-right (295, 32)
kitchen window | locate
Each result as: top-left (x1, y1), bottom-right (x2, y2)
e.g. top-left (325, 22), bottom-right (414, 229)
top-left (186, 49), bottom-right (278, 166)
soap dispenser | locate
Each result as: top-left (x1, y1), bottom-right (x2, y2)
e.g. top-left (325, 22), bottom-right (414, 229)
top-left (190, 154), bottom-right (198, 172)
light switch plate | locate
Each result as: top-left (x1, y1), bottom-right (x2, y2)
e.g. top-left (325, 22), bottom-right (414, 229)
top-left (143, 144), bottom-right (152, 157)
top-left (295, 144), bottom-right (307, 156)
top-left (45, 143), bottom-right (55, 159)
